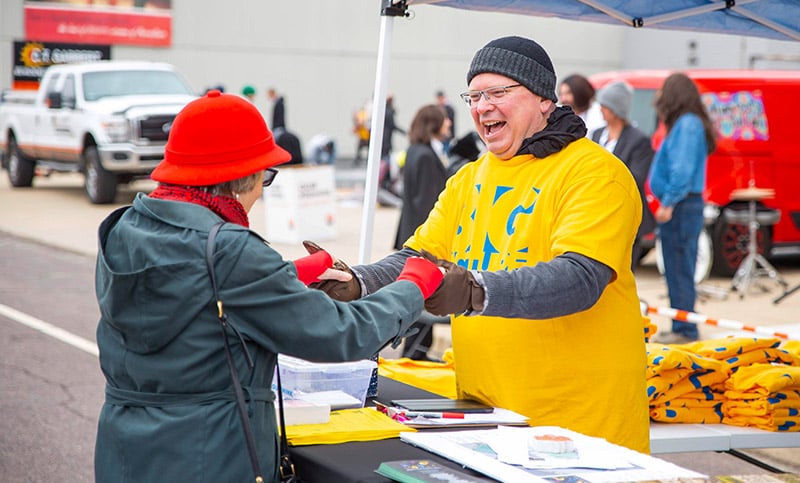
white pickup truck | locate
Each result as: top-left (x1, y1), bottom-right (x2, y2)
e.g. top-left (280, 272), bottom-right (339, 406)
top-left (0, 60), bottom-right (196, 203)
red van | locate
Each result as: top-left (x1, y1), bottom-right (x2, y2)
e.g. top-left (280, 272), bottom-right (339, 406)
top-left (590, 69), bottom-right (800, 277)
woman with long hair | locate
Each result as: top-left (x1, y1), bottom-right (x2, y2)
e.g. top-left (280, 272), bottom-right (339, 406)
top-left (649, 72), bottom-right (717, 343)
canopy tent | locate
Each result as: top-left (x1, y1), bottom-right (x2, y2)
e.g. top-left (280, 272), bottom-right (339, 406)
top-left (357, 0), bottom-right (800, 262)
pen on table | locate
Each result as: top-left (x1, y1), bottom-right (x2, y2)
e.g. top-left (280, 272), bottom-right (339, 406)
top-left (401, 411), bottom-right (465, 419)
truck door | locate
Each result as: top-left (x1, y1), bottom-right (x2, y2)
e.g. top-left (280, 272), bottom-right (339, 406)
top-left (33, 72), bottom-right (62, 160)
top-left (44, 73), bottom-right (82, 163)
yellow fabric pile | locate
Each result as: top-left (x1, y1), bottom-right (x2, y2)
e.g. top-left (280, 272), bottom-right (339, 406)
top-left (722, 364), bottom-right (800, 432)
top-left (377, 349), bottom-right (457, 399)
top-left (648, 337), bottom-right (800, 428)
top-left (646, 342), bottom-right (728, 423)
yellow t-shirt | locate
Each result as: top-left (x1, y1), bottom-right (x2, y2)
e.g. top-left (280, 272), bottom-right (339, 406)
top-left (406, 138), bottom-right (650, 453)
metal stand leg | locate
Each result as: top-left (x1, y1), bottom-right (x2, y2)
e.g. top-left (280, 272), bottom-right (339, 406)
top-left (730, 199), bottom-right (788, 298)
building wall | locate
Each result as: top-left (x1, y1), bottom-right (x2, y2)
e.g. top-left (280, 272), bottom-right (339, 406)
top-left (2, 0), bottom-right (798, 158)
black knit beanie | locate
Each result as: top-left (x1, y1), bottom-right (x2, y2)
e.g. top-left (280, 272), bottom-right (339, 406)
top-left (467, 36), bottom-right (558, 102)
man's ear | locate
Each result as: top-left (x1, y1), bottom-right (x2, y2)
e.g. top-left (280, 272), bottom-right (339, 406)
top-left (540, 98), bottom-right (554, 114)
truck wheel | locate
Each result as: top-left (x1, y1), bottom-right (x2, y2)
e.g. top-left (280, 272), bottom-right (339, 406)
top-left (84, 145), bottom-right (117, 204)
top-left (655, 227), bottom-right (713, 284)
top-left (7, 136), bottom-right (35, 187)
top-left (710, 209), bottom-right (773, 277)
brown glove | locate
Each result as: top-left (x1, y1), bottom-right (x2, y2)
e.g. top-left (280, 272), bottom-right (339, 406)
top-left (420, 250), bottom-right (485, 316)
top-left (302, 240), bottom-right (362, 301)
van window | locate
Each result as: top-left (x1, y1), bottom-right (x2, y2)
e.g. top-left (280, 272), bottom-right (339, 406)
top-left (629, 88), bottom-right (658, 136)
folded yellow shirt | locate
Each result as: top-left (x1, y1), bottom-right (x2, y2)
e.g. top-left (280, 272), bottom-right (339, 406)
top-left (646, 343), bottom-right (726, 377)
top-left (651, 404), bottom-right (723, 424)
top-left (724, 364), bottom-right (800, 395)
top-left (649, 369), bottom-right (729, 405)
top-left (668, 391), bottom-right (726, 408)
top-left (681, 337), bottom-right (781, 360)
top-left (724, 390), bottom-right (800, 411)
top-left (721, 347), bottom-right (797, 371)
top-left (723, 409), bottom-right (800, 432)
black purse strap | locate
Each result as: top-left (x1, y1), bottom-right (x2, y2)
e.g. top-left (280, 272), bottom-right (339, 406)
top-left (205, 223), bottom-right (264, 483)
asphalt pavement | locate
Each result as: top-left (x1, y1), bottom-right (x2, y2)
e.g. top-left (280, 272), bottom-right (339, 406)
top-left (1, 160), bottom-right (799, 480)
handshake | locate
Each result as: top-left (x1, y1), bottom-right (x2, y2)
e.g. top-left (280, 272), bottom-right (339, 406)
top-left (292, 241), bottom-right (484, 316)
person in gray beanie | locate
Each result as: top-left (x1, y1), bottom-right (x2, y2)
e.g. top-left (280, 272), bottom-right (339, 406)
top-left (592, 81), bottom-right (656, 271)
top-left (303, 36), bottom-right (649, 454)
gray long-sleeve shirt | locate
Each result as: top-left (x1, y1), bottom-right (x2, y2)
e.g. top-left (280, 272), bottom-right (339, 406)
top-left (352, 248), bottom-right (613, 319)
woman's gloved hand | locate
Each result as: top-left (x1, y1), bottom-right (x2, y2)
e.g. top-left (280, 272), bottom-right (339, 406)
top-left (397, 257), bottom-right (444, 299)
top-left (302, 240), bottom-right (361, 300)
top-left (420, 250), bottom-right (485, 315)
top-left (293, 250), bottom-right (334, 285)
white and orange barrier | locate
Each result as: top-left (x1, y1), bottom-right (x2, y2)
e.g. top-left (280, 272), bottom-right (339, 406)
top-left (645, 305), bottom-right (800, 341)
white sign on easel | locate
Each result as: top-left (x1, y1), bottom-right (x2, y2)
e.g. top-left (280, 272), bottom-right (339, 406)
top-left (263, 165), bottom-right (336, 244)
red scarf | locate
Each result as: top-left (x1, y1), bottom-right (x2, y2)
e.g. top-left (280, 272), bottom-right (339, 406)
top-left (149, 185), bottom-right (250, 228)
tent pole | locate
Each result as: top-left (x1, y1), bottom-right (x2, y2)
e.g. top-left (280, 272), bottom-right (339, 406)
top-left (359, 2), bottom-right (407, 264)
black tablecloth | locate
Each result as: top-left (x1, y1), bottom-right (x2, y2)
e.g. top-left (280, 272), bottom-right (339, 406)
top-left (288, 376), bottom-right (495, 482)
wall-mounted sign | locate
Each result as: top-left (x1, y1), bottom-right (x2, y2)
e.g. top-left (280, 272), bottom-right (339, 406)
top-left (12, 40), bottom-right (111, 90)
top-left (24, 0), bottom-right (172, 47)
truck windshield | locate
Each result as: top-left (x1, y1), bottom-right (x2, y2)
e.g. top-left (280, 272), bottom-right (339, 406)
top-left (82, 70), bottom-right (194, 101)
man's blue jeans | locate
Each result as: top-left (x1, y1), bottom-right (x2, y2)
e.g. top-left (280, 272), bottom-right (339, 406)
top-left (657, 195), bottom-right (704, 339)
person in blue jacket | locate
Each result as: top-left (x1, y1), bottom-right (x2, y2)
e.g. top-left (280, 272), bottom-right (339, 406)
top-left (649, 72), bottom-right (717, 343)
top-left (93, 90), bottom-right (443, 482)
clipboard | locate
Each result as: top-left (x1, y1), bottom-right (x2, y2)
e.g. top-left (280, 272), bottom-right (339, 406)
top-left (391, 398), bottom-right (494, 414)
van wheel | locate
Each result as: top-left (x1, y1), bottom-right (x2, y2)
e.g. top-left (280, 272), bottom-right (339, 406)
top-left (84, 145), bottom-right (117, 204)
top-left (710, 212), bottom-right (772, 277)
top-left (7, 135), bottom-right (35, 187)
top-left (655, 227), bottom-right (713, 284)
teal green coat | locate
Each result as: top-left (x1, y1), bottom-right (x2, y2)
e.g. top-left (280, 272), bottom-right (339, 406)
top-left (94, 194), bottom-right (423, 482)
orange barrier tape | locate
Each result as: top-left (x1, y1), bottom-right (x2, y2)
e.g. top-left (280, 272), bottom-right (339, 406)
top-left (646, 306), bottom-right (799, 340)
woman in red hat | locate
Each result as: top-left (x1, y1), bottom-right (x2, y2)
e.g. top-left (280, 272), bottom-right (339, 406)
top-left (93, 90), bottom-right (443, 482)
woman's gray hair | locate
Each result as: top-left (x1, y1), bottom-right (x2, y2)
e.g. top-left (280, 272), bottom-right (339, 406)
top-left (201, 171), bottom-right (261, 196)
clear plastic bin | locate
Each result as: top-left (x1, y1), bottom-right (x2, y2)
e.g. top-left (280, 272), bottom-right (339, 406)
top-left (275, 355), bottom-right (377, 408)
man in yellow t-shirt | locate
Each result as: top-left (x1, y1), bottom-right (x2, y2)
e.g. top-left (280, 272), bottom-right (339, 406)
top-left (309, 36), bottom-right (650, 454)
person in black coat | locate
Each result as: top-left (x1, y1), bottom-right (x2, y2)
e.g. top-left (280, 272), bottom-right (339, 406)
top-left (394, 104), bottom-right (451, 250)
top-left (592, 81), bottom-right (655, 269)
top-left (267, 87), bottom-right (285, 130)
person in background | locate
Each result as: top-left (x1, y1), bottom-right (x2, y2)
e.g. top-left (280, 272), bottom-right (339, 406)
top-left (273, 125), bottom-right (303, 166)
top-left (93, 90), bottom-right (443, 482)
top-left (558, 73), bottom-right (605, 136)
top-left (393, 104), bottom-right (452, 360)
top-left (592, 81), bottom-right (655, 270)
top-left (394, 104), bottom-right (451, 251)
top-left (306, 133), bottom-right (337, 165)
top-left (267, 87), bottom-right (285, 130)
top-left (241, 85), bottom-right (256, 102)
top-left (381, 95), bottom-right (406, 183)
top-left (436, 89), bottom-right (456, 150)
top-left (307, 36), bottom-right (649, 454)
top-left (648, 73), bottom-right (716, 344)
top-left (352, 100), bottom-right (371, 165)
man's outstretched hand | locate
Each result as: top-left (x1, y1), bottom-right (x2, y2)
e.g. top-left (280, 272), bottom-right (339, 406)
top-left (420, 250), bottom-right (485, 316)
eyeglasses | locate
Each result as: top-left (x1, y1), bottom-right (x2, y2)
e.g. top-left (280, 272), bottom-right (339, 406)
top-left (460, 84), bottom-right (522, 107)
top-left (262, 168), bottom-right (278, 188)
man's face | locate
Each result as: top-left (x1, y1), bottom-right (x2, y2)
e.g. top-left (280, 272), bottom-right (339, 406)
top-left (468, 73), bottom-right (552, 160)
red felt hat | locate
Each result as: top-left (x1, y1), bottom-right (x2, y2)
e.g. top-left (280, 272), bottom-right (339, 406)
top-left (151, 90), bottom-right (291, 186)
